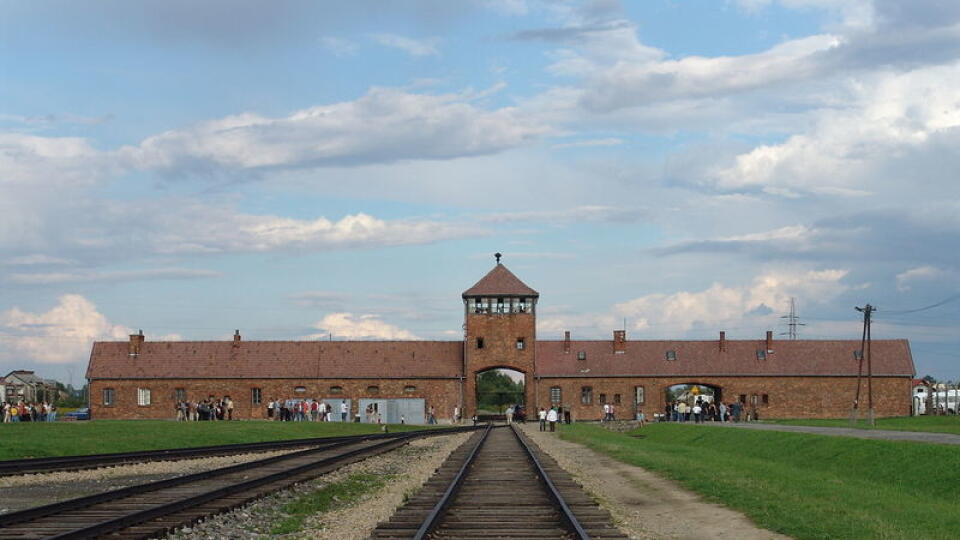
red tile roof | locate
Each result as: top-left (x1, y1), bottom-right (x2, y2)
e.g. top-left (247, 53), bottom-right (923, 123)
top-left (462, 264), bottom-right (539, 297)
top-left (536, 339), bottom-right (915, 377)
top-left (87, 341), bottom-right (463, 379)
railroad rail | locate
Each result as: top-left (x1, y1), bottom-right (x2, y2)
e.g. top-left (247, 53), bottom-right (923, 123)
top-left (372, 424), bottom-right (627, 539)
top-left (0, 425), bottom-right (481, 539)
top-left (0, 427), bottom-right (456, 477)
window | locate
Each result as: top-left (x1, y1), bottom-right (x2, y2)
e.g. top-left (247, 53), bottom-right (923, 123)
top-left (550, 386), bottom-right (562, 404)
top-left (762, 393), bottom-right (769, 405)
top-left (665, 350), bottom-right (677, 361)
top-left (756, 349), bottom-right (767, 360)
top-left (251, 387), bottom-right (262, 405)
top-left (175, 388), bottom-right (186, 402)
top-left (750, 394), bottom-right (759, 406)
top-left (518, 298), bottom-right (527, 313)
top-left (581, 386), bottom-right (593, 405)
top-left (496, 298), bottom-right (505, 313)
top-left (367, 385), bottom-right (380, 394)
top-left (577, 351), bottom-right (586, 361)
top-left (329, 386), bottom-right (343, 394)
top-left (599, 393), bottom-right (607, 404)
top-left (614, 393), bottom-right (621, 405)
top-left (404, 385), bottom-right (417, 393)
top-left (853, 350), bottom-right (863, 360)
top-left (635, 386), bottom-right (645, 405)
top-left (476, 337), bottom-right (484, 349)
top-left (103, 387), bottom-right (115, 406)
top-left (739, 394), bottom-right (747, 404)
top-left (516, 337), bottom-right (525, 350)
top-left (294, 386), bottom-right (307, 393)
top-left (137, 387), bottom-right (151, 406)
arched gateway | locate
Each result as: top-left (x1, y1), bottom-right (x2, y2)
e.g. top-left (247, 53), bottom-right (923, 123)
top-left (462, 259), bottom-right (538, 418)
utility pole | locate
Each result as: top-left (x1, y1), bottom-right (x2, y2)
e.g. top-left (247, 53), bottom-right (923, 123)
top-left (855, 304), bottom-right (876, 426)
top-left (780, 297), bottom-right (805, 340)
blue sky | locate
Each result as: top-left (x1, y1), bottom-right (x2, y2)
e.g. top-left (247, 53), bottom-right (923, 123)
top-left (2, 0), bottom-right (960, 386)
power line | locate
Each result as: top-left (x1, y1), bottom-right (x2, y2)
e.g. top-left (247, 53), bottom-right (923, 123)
top-left (881, 292), bottom-right (960, 315)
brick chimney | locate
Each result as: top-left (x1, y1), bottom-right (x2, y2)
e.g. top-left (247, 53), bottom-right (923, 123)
top-left (563, 331), bottom-right (571, 353)
top-left (233, 329), bottom-right (241, 346)
top-left (719, 331), bottom-right (726, 352)
top-left (613, 330), bottom-right (626, 353)
top-left (128, 329), bottom-right (144, 358)
top-left (765, 330), bottom-right (773, 352)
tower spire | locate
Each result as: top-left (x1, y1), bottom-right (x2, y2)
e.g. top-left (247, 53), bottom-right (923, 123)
top-left (495, 252), bottom-right (502, 265)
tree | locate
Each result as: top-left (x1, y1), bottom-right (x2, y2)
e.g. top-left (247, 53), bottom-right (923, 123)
top-left (476, 370), bottom-right (523, 413)
top-left (922, 375), bottom-right (937, 385)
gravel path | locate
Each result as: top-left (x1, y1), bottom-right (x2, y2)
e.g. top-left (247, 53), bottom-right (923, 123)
top-left (165, 431), bottom-right (473, 540)
top-left (0, 450), bottom-right (295, 515)
top-left (520, 424), bottom-right (790, 540)
top-left (723, 421), bottom-right (960, 445)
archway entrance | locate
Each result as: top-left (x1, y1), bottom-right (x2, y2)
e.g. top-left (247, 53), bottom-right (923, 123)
top-left (664, 383), bottom-right (723, 421)
top-left (475, 368), bottom-right (525, 421)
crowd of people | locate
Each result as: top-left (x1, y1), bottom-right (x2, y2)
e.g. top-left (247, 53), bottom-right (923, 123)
top-left (661, 398), bottom-right (756, 423)
top-left (265, 398), bottom-right (348, 422)
top-left (175, 396), bottom-right (234, 421)
top-left (1, 401), bottom-right (57, 422)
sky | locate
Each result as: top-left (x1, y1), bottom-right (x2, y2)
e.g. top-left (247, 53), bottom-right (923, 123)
top-left (2, 0), bottom-right (959, 386)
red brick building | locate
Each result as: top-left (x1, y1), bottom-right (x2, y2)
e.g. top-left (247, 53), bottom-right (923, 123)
top-left (87, 261), bottom-right (915, 421)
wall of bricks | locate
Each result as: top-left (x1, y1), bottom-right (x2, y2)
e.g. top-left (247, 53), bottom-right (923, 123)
top-left (464, 311), bottom-right (536, 417)
top-left (534, 376), bottom-right (912, 420)
top-left (89, 378), bottom-right (463, 422)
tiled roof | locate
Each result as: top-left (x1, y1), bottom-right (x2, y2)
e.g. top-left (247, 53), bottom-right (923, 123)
top-left (462, 264), bottom-right (539, 297)
top-left (87, 341), bottom-right (463, 379)
top-left (536, 339), bottom-right (915, 377)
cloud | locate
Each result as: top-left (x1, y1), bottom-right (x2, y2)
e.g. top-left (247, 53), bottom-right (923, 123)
top-left (7, 268), bottom-right (221, 285)
top-left (370, 33), bottom-right (440, 56)
top-left (896, 266), bottom-right (950, 292)
top-left (305, 312), bottom-right (420, 340)
top-left (289, 291), bottom-right (351, 309)
top-left (127, 87), bottom-right (548, 174)
top-left (481, 205), bottom-right (645, 224)
top-left (2, 255), bottom-right (74, 266)
top-left (319, 36), bottom-right (358, 56)
top-left (551, 137), bottom-right (622, 149)
top-left (614, 268), bottom-right (850, 334)
top-left (0, 295), bottom-right (131, 365)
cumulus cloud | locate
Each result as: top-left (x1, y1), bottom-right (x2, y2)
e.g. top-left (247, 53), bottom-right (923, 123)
top-left (481, 205), bottom-right (645, 224)
top-left (127, 87), bottom-right (547, 175)
top-left (306, 312), bottom-right (420, 340)
top-left (614, 269), bottom-right (850, 333)
top-left (0, 295), bottom-right (132, 365)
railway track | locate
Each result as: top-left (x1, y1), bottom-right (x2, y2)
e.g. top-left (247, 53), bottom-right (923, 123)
top-left (0, 426), bottom-right (480, 539)
top-left (0, 427), bottom-right (457, 477)
top-left (372, 425), bottom-right (627, 539)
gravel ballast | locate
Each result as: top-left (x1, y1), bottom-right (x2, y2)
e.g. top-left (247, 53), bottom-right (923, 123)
top-left (165, 431), bottom-right (473, 540)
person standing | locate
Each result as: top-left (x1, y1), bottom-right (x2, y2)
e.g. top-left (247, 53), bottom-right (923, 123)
top-left (692, 402), bottom-right (702, 424)
top-left (538, 408), bottom-right (547, 431)
top-left (340, 400), bottom-right (348, 422)
top-left (225, 396), bottom-right (234, 421)
top-left (546, 407), bottom-right (559, 432)
top-left (505, 405), bottom-right (514, 424)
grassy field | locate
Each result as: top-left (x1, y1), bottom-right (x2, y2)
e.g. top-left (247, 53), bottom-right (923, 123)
top-left (765, 415), bottom-right (960, 435)
top-left (559, 423), bottom-right (960, 540)
top-left (0, 420), bottom-right (440, 460)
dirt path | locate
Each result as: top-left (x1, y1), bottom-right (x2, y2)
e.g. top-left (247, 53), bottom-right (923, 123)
top-left (520, 425), bottom-right (790, 540)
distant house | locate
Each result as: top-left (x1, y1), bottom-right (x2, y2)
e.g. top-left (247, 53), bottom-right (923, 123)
top-left (2, 370), bottom-right (60, 403)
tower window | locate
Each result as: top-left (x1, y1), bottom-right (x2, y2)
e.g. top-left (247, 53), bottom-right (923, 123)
top-left (757, 349), bottom-right (767, 360)
top-left (496, 298), bottom-right (505, 313)
top-left (665, 350), bottom-right (677, 361)
top-left (477, 337), bottom-right (484, 349)
top-left (577, 351), bottom-right (586, 361)
top-left (516, 338), bottom-right (525, 350)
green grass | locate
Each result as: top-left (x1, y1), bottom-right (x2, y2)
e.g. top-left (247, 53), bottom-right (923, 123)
top-left (765, 415), bottom-right (960, 435)
top-left (0, 420), bottom-right (440, 460)
top-left (270, 473), bottom-right (390, 534)
top-left (559, 423), bottom-right (960, 540)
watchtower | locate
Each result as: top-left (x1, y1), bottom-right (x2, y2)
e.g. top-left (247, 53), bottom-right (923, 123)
top-left (462, 254), bottom-right (539, 417)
